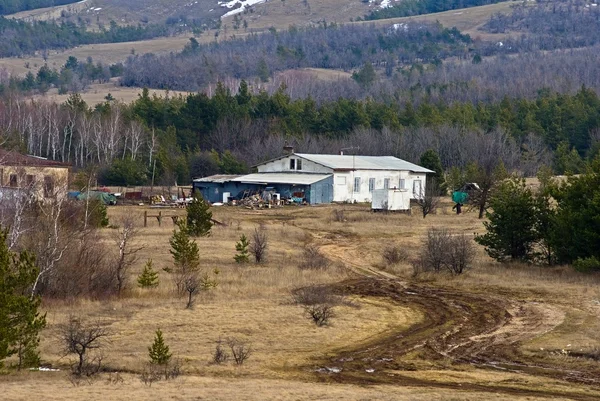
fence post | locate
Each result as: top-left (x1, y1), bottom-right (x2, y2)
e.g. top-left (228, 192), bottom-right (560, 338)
top-left (158, 211), bottom-right (162, 227)
top-left (144, 211), bottom-right (148, 228)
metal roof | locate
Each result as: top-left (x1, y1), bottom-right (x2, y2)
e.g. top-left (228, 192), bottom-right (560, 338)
top-left (0, 149), bottom-right (70, 168)
top-left (294, 153), bottom-right (434, 173)
top-left (193, 174), bottom-right (242, 183)
top-left (232, 173), bottom-right (332, 185)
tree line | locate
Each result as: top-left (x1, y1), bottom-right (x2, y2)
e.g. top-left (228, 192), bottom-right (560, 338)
top-left (121, 22), bottom-right (473, 92)
top-left (0, 0), bottom-right (78, 15)
top-left (0, 83), bottom-right (599, 186)
top-left (0, 17), bottom-right (180, 57)
top-left (362, 0), bottom-right (506, 21)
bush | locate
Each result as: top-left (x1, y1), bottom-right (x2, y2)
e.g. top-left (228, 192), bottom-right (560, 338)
top-left (332, 209), bottom-right (345, 222)
top-left (212, 339), bottom-right (229, 364)
top-left (250, 227), bottom-right (268, 264)
top-left (413, 228), bottom-right (474, 275)
top-left (226, 338), bottom-right (251, 365)
top-left (382, 245), bottom-right (408, 265)
top-left (292, 285), bottom-right (344, 327)
top-left (299, 245), bottom-right (330, 270)
top-left (573, 256), bottom-right (600, 273)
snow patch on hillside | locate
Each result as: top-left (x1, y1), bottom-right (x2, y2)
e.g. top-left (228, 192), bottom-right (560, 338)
top-left (219, 0), bottom-right (267, 18)
top-left (369, 0), bottom-right (401, 9)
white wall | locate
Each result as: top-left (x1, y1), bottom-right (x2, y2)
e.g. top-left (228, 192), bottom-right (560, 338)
top-left (257, 155), bottom-right (332, 174)
top-left (333, 170), bottom-right (426, 203)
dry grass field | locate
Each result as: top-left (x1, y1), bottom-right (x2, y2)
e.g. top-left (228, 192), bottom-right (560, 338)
top-left (31, 80), bottom-right (191, 105)
top-left (2, 201), bottom-right (600, 400)
top-left (352, 1), bottom-right (519, 39)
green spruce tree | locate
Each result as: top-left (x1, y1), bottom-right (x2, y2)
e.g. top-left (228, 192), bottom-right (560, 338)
top-left (186, 194), bottom-right (213, 237)
top-left (169, 223), bottom-right (200, 272)
top-left (137, 259), bottom-right (159, 289)
top-left (234, 234), bottom-right (250, 263)
top-left (420, 149), bottom-right (447, 195)
top-left (475, 178), bottom-right (539, 262)
top-left (0, 228), bottom-right (46, 369)
top-left (148, 329), bottom-right (172, 365)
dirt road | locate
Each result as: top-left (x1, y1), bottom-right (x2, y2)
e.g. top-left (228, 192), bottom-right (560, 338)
top-left (309, 236), bottom-right (600, 399)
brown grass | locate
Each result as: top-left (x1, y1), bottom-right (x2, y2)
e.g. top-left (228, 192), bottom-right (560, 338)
top-left (6, 201), bottom-right (600, 399)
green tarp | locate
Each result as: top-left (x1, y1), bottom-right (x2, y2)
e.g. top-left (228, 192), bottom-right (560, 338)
top-left (452, 191), bottom-right (468, 204)
top-left (76, 191), bottom-right (117, 205)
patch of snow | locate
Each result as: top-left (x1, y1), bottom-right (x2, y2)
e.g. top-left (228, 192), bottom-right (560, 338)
top-left (496, 41), bottom-right (504, 47)
top-left (220, 0), bottom-right (267, 18)
top-left (392, 23), bottom-right (409, 32)
top-left (93, 7), bottom-right (102, 11)
top-left (30, 367), bottom-right (60, 372)
top-left (365, 368), bottom-right (375, 373)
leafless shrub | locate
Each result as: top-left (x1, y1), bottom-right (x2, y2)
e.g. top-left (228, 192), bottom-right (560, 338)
top-left (105, 372), bottom-right (124, 385)
top-left (292, 285), bottom-right (345, 326)
top-left (412, 228), bottom-right (474, 275)
top-left (140, 365), bottom-right (162, 387)
top-left (140, 358), bottom-right (182, 386)
top-left (414, 179), bottom-right (441, 218)
top-left (446, 233), bottom-right (475, 275)
top-left (331, 209), bottom-right (346, 222)
top-left (226, 338), bottom-right (251, 365)
top-left (306, 304), bottom-right (335, 326)
top-left (250, 227), bottom-right (268, 264)
top-left (299, 245), bottom-right (330, 270)
top-left (59, 316), bottom-right (110, 377)
top-left (382, 245), bottom-right (408, 265)
top-left (212, 338), bottom-right (229, 364)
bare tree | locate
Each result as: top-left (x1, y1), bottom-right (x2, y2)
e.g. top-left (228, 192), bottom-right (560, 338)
top-left (414, 179), bottom-right (441, 218)
top-left (113, 216), bottom-right (144, 295)
top-left (250, 227), bottom-right (268, 264)
top-left (59, 316), bottom-right (110, 376)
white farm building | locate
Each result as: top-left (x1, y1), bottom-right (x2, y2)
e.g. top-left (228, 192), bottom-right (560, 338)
top-left (194, 152), bottom-right (434, 204)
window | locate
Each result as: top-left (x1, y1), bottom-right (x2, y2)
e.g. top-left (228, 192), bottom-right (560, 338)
top-left (289, 159), bottom-right (296, 170)
top-left (43, 176), bottom-right (54, 198)
top-left (296, 159), bottom-right (302, 170)
top-left (384, 178), bottom-right (390, 190)
top-left (353, 177), bottom-right (361, 193)
top-left (399, 178), bottom-right (406, 189)
top-left (9, 174), bottom-right (18, 187)
top-left (26, 174), bottom-right (34, 187)
top-left (337, 176), bottom-right (346, 185)
top-left (368, 178), bottom-right (375, 192)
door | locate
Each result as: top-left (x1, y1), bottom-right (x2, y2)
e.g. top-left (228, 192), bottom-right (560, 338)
top-left (413, 179), bottom-right (422, 199)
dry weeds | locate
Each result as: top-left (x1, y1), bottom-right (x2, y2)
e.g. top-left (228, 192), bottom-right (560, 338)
top-left (6, 201), bottom-right (600, 400)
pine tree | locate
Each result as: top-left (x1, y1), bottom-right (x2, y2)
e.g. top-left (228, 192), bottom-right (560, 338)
top-left (475, 178), bottom-right (539, 262)
top-left (420, 149), bottom-right (447, 195)
top-left (148, 329), bottom-right (172, 365)
top-left (186, 194), bottom-right (213, 237)
top-left (234, 234), bottom-right (250, 263)
top-left (137, 259), bottom-right (159, 289)
top-left (168, 222), bottom-right (201, 295)
top-left (169, 223), bottom-right (200, 272)
top-left (0, 228), bottom-right (46, 369)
